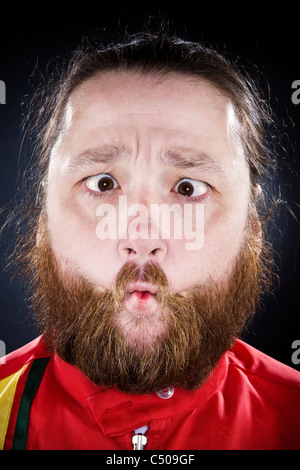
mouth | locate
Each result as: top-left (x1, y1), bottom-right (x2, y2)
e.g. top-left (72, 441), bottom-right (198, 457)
top-left (124, 282), bottom-right (159, 316)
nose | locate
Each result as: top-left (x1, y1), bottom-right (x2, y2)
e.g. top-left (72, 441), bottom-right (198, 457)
top-left (118, 236), bottom-right (167, 264)
top-left (117, 210), bottom-right (168, 264)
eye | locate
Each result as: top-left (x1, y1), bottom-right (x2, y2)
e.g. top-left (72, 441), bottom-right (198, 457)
top-left (173, 178), bottom-right (208, 198)
top-left (85, 173), bottom-right (119, 193)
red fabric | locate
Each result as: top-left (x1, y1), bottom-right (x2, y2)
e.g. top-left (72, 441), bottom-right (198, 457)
top-left (1, 336), bottom-right (300, 449)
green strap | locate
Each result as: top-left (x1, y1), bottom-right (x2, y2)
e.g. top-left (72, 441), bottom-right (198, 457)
top-left (12, 357), bottom-right (50, 450)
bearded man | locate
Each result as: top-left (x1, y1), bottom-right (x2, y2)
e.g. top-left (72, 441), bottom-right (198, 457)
top-left (0, 31), bottom-right (299, 450)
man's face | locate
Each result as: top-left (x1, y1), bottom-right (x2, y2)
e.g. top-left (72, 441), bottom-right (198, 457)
top-left (45, 72), bottom-right (251, 347)
top-left (31, 71), bottom-right (265, 394)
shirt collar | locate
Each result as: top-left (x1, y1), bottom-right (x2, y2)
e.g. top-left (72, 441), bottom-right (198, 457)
top-left (86, 353), bottom-right (228, 436)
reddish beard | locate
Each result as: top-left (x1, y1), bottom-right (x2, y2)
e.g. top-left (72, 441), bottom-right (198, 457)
top-left (26, 221), bottom-right (270, 395)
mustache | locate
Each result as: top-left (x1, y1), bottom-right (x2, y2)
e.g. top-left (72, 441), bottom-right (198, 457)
top-left (112, 260), bottom-right (169, 305)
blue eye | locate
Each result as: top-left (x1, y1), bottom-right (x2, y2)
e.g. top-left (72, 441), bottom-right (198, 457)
top-left (85, 174), bottom-right (119, 192)
top-left (174, 178), bottom-right (208, 197)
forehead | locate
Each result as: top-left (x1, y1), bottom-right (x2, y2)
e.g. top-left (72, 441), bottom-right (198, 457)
top-left (69, 70), bottom-right (224, 110)
top-left (65, 71), bottom-right (237, 128)
top-left (55, 71), bottom-right (244, 169)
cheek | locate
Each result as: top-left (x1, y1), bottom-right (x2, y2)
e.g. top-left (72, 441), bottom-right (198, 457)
top-left (46, 193), bottom-right (121, 289)
top-left (166, 201), bottom-right (249, 290)
top-left (201, 199), bottom-right (249, 278)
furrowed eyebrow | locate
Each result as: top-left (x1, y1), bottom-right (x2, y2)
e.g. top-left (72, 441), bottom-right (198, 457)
top-left (67, 145), bottom-right (224, 177)
top-left (67, 145), bottom-right (128, 172)
top-left (161, 149), bottom-right (224, 176)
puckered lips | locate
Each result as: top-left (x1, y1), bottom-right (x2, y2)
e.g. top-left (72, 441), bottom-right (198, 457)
top-left (124, 281), bottom-right (159, 316)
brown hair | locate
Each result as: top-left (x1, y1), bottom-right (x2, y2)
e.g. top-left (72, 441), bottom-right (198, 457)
top-left (7, 30), bottom-right (276, 277)
top-left (35, 32), bottom-right (274, 189)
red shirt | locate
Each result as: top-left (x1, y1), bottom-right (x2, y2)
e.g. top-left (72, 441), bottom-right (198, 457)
top-left (1, 335), bottom-right (300, 450)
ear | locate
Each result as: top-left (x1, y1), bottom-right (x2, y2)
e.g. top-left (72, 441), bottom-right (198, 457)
top-left (250, 185), bottom-right (263, 251)
top-left (253, 183), bottom-right (262, 199)
top-left (36, 180), bottom-right (47, 247)
top-left (36, 217), bottom-right (42, 247)
top-left (36, 210), bottom-right (47, 247)
top-left (252, 209), bottom-right (262, 242)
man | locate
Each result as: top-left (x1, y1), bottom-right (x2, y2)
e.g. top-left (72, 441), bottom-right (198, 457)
top-left (0, 31), bottom-right (299, 450)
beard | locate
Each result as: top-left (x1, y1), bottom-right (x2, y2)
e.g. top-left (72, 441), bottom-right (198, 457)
top-left (24, 214), bottom-right (272, 395)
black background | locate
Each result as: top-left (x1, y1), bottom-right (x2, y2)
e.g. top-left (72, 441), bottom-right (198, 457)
top-left (0, 5), bottom-right (299, 370)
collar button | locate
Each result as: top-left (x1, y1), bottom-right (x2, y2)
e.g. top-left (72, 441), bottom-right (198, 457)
top-left (156, 387), bottom-right (174, 399)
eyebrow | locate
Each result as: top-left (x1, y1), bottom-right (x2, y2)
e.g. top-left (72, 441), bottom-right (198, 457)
top-left (67, 145), bottom-right (129, 172)
top-left (67, 145), bottom-right (224, 177)
top-left (161, 149), bottom-right (224, 176)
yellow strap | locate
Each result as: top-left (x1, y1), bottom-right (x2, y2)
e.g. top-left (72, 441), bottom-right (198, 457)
top-left (0, 366), bottom-right (27, 450)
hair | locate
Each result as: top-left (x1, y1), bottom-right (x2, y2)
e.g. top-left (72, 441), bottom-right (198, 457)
top-left (34, 31), bottom-right (275, 190)
top-left (4, 29), bottom-right (277, 281)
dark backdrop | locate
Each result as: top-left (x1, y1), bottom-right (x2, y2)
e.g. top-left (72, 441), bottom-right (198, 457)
top-left (0, 5), bottom-right (299, 370)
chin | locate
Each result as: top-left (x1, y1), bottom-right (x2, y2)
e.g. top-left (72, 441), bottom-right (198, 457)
top-left (114, 307), bottom-right (168, 351)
